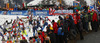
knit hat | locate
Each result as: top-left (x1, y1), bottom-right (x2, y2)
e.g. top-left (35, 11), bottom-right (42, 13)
top-left (52, 20), bottom-right (55, 23)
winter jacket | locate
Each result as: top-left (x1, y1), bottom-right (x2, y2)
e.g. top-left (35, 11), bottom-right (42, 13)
top-left (90, 12), bottom-right (93, 20)
top-left (72, 13), bottom-right (77, 24)
top-left (99, 14), bottom-right (100, 25)
top-left (76, 14), bottom-right (80, 23)
top-left (43, 22), bottom-right (48, 27)
top-left (53, 22), bottom-right (58, 34)
top-left (83, 14), bottom-right (88, 22)
top-left (35, 38), bottom-right (41, 43)
top-left (21, 30), bottom-right (27, 36)
top-left (62, 19), bottom-right (69, 32)
top-left (39, 35), bottom-right (44, 43)
top-left (69, 16), bottom-right (75, 30)
top-left (87, 13), bottom-right (91, 22)
top-left (92, 12), bottom-right (98, 22)
top-left (57, 20), bottom-right (61, 27)
top-left (37, 21), bottom-right (40, 27)
top-left (42, 32), bottom-right (45, 38)
top-left (49, 33), bottom-right (56, 43)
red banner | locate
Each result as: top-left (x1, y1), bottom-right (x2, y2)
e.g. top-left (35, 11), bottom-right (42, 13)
top-left (49, 8), bottom-right (73, 15)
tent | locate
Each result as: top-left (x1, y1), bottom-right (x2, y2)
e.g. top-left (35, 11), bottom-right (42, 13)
top-left (27, 0), bottom-right (54, 7)
top-left (27, 0), bottom-right (43, 6)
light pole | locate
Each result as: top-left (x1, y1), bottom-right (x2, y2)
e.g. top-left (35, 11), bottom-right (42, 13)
top-left (95, 0), bottom-right (97, 10)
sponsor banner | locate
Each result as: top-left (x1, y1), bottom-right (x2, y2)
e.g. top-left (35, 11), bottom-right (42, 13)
top-left (34, 10), bottom-right (49, 16)
top-left (0, 11), bottom-right (8, 15)
top-left (54, 10), bottom-right (62, 13)
top-left (0, 10), bottom-right (50, 16)
top-left (54, 10), bottom-right (73, 13)
top-left (0, 10), bottom-right (73, 16)
top-left (8, 10), bottom-right (28, 15)
top-left (50, 10), bottom-right (73, 15)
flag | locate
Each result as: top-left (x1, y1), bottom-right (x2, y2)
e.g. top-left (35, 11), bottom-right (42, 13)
top-left (22, 2), bottom-right (27, 8)
top-left (60, 0), bottom-right (62, 4)
top-left (73, 1), bottom-right (80, 6)
top-left (6, 3), bottom-right (9, 8)
top-left (74, 1), bottom-right (80, 3)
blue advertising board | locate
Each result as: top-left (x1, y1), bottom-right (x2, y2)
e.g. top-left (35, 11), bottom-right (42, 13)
top-left (8, 10), bottom-right (28, 15)
top-left (34, 10), bottom-right (49, 16)
top-left (0, 10), bottom-right (73, 16)
top-left (0, 10), bottom-right (50, 16)
top-left (0, 11), bottom-right (8, 15)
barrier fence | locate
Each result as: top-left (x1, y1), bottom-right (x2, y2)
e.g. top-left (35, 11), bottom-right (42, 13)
top-left (0, 10), bottom-right (73, 16)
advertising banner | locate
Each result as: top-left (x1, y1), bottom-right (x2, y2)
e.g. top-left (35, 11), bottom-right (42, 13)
top-left (50, 10), bottom-right (73, 15)
top-left (8, 10), bottom-right (28, 15)
top-left (34, 10), bottom-right (49, 16)
top-left (0, 10), bottom-right (73, 16)
top-left (0, 11), bottom-right (8, 15)
top-left (0, 10), bottom-right (50, 16)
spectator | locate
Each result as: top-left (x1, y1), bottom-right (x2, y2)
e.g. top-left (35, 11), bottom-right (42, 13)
top-left (92, 11), bottom-right (98, 32)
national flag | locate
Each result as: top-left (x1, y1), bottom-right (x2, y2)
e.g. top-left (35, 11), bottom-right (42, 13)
top-left (22, 2), bottom-right (27, 8)
top-left (6, 3), bottom-right (9, 8)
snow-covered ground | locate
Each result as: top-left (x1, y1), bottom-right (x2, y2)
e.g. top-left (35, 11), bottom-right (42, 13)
top-left (0, 15), bottom-right (27, 25)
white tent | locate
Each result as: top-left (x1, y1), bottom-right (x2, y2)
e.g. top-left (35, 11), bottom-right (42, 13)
top-left (64, 0), bottom-right (75, 6)
top-left (27, 0), bottom-right (43, 6)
